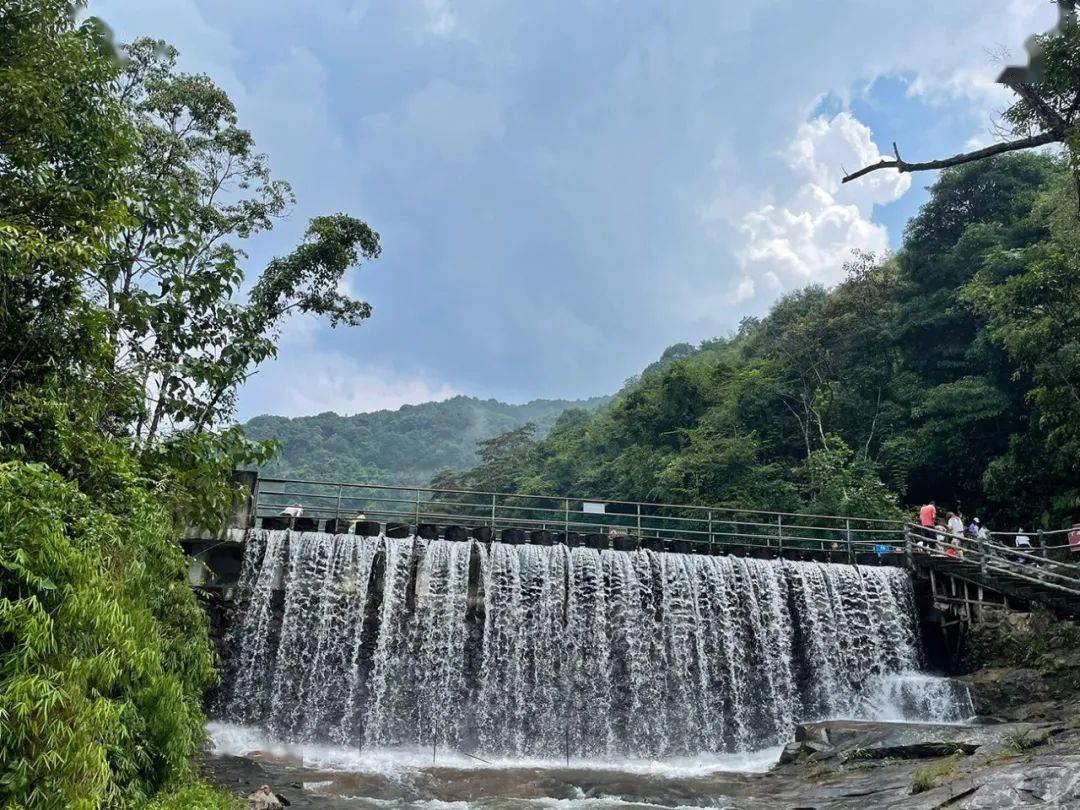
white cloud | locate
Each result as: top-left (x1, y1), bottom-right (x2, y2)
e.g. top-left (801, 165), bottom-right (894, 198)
top-left (246, 350), bottom-right (460, 418)
top-left (419, 0), bottom-right (468, 40)
top-left (730, 276), bottom-right (756, 305)
top-left (360, 79), bottom-right (505, 164)
top-left (787, 113), bottom-right (911, 210)
top-left (730, 112), bottom-right (910, 297)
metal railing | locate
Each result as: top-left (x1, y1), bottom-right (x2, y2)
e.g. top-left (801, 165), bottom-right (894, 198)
top-left (251, 476), bottom-right (910, 559)
top-left (905, 523), bottom-right (1080, 600)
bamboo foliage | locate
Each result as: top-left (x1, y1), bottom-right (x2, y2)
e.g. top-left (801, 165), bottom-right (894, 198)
top-left (0, 463), bottom-right (224, 808)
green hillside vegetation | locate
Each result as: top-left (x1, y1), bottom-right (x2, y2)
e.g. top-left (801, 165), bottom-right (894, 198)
top-left (438, 154), bottom-right (1080, 530)
top-left (1, 3), bottom-right (378, 805)
top-left (244, 395), bottom-right (607, 486)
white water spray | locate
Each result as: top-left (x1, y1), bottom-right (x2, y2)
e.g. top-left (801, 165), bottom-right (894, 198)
top-left (219, 530), bottom-right (972, 758)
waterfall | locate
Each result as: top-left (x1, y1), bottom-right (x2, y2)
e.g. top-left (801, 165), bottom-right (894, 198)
top-left (219, 531), bottom-right (971, 758)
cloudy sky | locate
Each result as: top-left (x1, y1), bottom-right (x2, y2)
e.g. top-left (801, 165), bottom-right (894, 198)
top-left (94, 0), bottom-right (1055, 420)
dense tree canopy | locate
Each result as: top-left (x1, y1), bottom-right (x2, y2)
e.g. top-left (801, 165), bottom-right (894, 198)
top-left (0, 2), bottom-right (379, 806)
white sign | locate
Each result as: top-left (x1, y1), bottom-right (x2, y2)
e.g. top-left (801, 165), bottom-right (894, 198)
top-left (582, 501), bottom-right (606, 515)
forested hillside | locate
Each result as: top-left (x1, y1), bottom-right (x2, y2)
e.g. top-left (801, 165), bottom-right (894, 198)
top-left (438, 154), bottom-right (1080, 531)
top-left (244, 395), bottom-right (607, 485)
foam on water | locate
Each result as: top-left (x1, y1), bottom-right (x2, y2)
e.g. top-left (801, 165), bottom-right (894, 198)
top-left (206, 721), bottom-right (783, 776)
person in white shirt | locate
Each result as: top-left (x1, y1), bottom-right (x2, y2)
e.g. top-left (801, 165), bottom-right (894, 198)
top-left (946, 512), bottom-right (964, 537)
top-left (1015, 528), bottom-right (1032, 549)
top-left (281, 504), bottom-right (303, 519)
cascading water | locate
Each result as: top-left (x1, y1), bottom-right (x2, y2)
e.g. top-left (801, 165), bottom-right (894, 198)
top-left (218, 529), bottom-right (972, 760)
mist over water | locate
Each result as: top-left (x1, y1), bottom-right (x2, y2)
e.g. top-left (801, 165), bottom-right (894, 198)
top-left (217, 530), bottom-right (972, 761)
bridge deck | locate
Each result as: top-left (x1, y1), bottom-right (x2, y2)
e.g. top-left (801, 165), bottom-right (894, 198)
top-left (909, 526), bottom-right (1080, 618)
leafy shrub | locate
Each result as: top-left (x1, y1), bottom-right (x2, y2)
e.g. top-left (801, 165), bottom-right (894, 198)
top-left (144, 782), bottom-right (242, 809)
top-left (0, 462), bottom-right (222, 807)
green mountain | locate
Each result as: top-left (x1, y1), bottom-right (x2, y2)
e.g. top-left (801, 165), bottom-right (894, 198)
top-left (244, 395), bottom-right (608, 486)
top-left (437, 154), bottom-right (1080, 531)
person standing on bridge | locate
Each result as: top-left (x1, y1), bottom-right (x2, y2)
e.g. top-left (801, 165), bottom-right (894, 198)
top-left (348, 511), bottom-right (367, 535)
top-left (966, 517), bottom-right (979, 539)
top-left (919, 501), bottom-right (937, 528)
top-left (946, 511), bottom-right (964, 538)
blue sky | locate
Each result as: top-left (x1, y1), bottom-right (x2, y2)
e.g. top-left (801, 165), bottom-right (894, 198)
top-left (94, 0), bottom-right (1056, 420)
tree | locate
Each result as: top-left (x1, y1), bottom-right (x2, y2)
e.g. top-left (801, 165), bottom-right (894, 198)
top-left (0, 4), bottom-right (235, 806)
top-left (795, 436), bottom-right (900, 520)
top-left (432, 423), bottom-right (539, 494)
top-left (964, 170), bottom-right (1080, 521)
top-left (1, 0), bottom-right (132, 403)
top-left (94, 40), bottom-right (380, 446)
top-left (0, 4), bottom-right (379, 805)
top-left (843, 2), bottom-right (1079, 185)
top-left (435, 154), bottom-right (1075, 531)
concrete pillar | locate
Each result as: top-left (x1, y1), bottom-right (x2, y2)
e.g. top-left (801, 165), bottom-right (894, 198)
top-left (231, 469), bottom-right (258, 529)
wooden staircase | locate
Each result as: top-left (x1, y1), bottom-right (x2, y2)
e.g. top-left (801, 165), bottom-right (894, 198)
top-left (907, 525), bottom-right (1080, 619)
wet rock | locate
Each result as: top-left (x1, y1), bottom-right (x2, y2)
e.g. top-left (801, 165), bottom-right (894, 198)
top-left (959, 666), bottom-right (1063, 714)
top-left (778, 741), bottom-right (802, 765)
top-left (778, 738), bottom-right (832, 764)
top-left (795, 722), bottom-right (832, 747)
top-left (786, 719), bottom-right (1046, 765)
top-left (847, 741), bottom-right (978, 760)
top-left (916, 754), bottom-right (1080, 809)
top-left (247, 785), bottom-right (288, 809)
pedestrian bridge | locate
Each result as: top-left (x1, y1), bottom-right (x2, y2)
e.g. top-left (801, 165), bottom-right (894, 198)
top-left (185, 473), bottom-right (1080, 620)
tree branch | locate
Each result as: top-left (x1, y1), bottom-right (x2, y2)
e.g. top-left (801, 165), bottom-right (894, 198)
top-left (842, 130), bottom-right (1061, 184)
top-left (1005, 80), bottom-right (1069, 133)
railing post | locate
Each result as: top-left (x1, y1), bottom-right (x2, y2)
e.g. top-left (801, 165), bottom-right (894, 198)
top-left (565, 498), bottom-right (570, 537)
top-left (335, 484), bottom-right (343, 528)
top-left (491, 493), bottom-right (497, 530)
top-left (708, 510), bottom-right (713, 554)
top-left (251, 474), bottom-right (262, 528)
top-left (1039, 529), bottom-right (1047, 559)
top-left (414, 489), bottom-right (421, 527)
top-left (777, 514), bottom-right (783, 557)
top-left (904, 524), bottom-right (913, 567)
top-left (636, 503), bottom-right (642, 538)
top-left (846, 519), bottom-right (854, 564)
top-left (979, 529), bottom-right (988, 576)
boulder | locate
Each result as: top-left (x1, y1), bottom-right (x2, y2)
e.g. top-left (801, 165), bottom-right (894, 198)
top-left (786, 719), bottom-right (1044, 764)
top-left (958, 666), bottom-right (1073, 715)
top-left (247, 785), bottom-right (288, 809)
top-left (916, 754), bottom-right (1080, 808)
top-left (777, 741), bottom-right (802, 765)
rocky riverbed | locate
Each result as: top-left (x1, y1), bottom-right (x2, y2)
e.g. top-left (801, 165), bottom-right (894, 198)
top-left (202, 698), bottom-right (1080, 808)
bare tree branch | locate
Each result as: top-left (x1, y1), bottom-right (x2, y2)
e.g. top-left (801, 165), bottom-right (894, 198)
top-left (841, 130), bottom-right (1061, 184)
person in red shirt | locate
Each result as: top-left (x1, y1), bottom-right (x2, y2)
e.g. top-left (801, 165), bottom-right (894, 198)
top-left (919, 501), bottom-right (937, 527)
